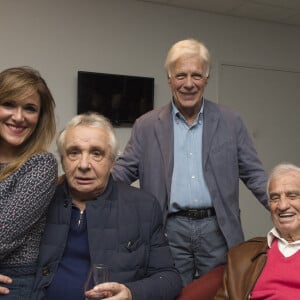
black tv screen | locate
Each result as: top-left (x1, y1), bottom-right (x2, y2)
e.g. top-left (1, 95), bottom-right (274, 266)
top-left (77, 71), bottom-right (154, 126)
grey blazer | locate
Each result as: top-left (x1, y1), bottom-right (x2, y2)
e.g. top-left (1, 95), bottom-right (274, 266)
top-left (112, 99), bottom-right (268, 248)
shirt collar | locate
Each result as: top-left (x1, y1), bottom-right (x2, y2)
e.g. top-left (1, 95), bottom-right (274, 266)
top-left (267, 227), bottom-right (300, 247)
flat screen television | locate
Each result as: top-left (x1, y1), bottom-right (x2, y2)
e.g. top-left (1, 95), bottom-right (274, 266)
top-left (77, 71), bottom-right (154, 126)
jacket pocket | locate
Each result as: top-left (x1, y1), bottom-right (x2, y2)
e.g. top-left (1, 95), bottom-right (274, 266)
top-left (124, 238), bottom-right (144, 252)
top-left (116, 238), bottom-right (146, 270)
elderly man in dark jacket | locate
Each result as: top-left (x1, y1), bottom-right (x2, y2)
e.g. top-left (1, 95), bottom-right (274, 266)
top-left (0, 113), bottom-right (183, 300)
top-left (32, 112), bottom-right (182, 300)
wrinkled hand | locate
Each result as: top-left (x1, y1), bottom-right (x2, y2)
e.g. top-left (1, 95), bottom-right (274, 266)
top-left (0, 274), bottom-right (12, 295)
top-left (85, 282), bottom-right (132, 300)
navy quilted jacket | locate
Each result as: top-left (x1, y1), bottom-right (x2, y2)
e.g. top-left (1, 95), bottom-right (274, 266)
top-left (32, 177), bottom-right (182, 300)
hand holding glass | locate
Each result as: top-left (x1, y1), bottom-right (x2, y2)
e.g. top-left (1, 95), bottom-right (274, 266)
top-left (84, 264), bottom-right (109, 300)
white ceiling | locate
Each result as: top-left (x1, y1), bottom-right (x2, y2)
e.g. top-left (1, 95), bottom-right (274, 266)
top-left (138, 0), bottom-right (300, 26)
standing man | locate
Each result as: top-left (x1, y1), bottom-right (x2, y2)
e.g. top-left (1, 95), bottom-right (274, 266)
top-left (112, 38), bottom-right (268, 285)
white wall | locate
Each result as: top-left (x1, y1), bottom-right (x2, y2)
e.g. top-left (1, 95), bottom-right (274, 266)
top-left (1, 0), bottom-right (300, 238)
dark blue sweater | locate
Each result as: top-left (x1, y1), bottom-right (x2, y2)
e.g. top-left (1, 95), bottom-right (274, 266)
top-left (45, 207), bottom-right (90, 300)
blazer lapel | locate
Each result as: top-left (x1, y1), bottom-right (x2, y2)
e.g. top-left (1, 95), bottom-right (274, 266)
top-left (202, 100), bottom-right (220, 167)
top-left (155, 103), bottom-right (174, 197)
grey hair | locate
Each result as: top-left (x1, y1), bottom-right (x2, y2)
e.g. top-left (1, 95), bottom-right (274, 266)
top-left (164, 38), bottom-right (211, 78)
top-left (267, 163), bottom-right (300, 197)
top-left (56, 112), bottom-right (119, 161)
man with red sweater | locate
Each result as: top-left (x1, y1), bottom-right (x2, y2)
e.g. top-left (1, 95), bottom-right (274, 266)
top-left (215, 163), bottom-right (300, 299)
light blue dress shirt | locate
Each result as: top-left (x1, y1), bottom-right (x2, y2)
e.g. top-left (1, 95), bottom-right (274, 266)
top-left (169, 100), bottom-right (212, 212)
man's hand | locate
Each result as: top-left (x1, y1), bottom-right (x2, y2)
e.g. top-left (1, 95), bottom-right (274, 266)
top-left (0, 274), bottom-right (12, 295)
top-left (85, 282), bottom-right (132, 300)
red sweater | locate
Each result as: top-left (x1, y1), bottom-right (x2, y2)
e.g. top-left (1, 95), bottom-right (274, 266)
top-left (251, 239), bottom-right (300, 299)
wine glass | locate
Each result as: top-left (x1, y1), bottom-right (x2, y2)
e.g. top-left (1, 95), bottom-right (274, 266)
top-left (84, 264), bottom-right (109, 300)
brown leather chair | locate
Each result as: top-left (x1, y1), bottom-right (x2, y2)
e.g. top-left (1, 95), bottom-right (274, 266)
top-left (176, 265), bottom-right (225, 300)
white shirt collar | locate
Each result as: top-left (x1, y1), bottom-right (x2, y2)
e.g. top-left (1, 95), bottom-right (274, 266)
top-left (267, 227), bottom-right (300, 257)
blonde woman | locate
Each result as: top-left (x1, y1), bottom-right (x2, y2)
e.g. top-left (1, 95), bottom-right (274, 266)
top-left (0, 67), bottom-right (57, 299)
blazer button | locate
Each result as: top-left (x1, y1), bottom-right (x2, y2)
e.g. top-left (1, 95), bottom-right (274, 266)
top-left (64, 200), bottom-right (69, 207)
top-left (42, 266), bottom-right (50, 276)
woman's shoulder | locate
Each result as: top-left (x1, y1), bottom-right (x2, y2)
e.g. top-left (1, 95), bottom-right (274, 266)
top-left (21, 152), bottom-right (58, 175)
top-left (28, 152), bottom-right (57, 165)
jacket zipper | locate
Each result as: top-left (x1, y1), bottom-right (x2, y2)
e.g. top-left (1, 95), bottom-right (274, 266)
top-left (78, 210), bottom-right (84, 227)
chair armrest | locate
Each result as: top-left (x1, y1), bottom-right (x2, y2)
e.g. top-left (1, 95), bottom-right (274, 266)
top-left (176, 265), bottom-right (225, 300)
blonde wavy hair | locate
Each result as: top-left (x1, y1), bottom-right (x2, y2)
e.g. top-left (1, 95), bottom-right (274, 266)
top-left (0, 66), bottom-right (56, 180)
